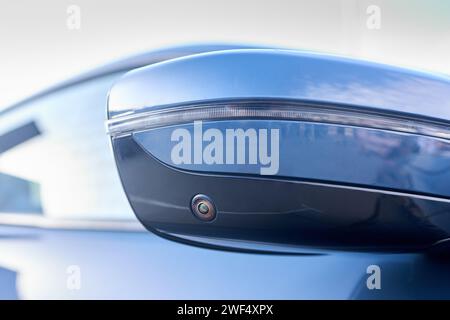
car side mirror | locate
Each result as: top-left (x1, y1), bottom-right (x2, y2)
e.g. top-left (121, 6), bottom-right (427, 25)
top-left (107, 49), bottom-right (450, 254)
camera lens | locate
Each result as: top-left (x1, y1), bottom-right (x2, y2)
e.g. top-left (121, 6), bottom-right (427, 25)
top-left (191, 194), bottom-right (216, 221)
top-left (197, 202), bottom-right (210, 215)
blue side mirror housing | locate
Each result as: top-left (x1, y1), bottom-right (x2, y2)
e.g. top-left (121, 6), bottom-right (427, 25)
top-left (107, 49), bottom-right (450, 254)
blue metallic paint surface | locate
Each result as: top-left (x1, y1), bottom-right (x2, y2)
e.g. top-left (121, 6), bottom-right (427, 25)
top-left (108, 49), bottom-right (450, 121)
top-left (134, 119), bottom-right (450, 198)
top-left (1, 225), bottom-right (450, 299)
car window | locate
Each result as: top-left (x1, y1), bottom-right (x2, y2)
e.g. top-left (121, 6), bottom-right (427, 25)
top-left (0, 73), bottom-right (135, 220)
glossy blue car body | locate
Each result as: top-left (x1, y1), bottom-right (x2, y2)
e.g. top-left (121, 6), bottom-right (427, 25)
top-left (0, 44), bottom-right (449, 299)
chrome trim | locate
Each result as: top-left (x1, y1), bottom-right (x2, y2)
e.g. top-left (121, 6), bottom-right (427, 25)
top-left (0, 213), bottom-right (146, 232)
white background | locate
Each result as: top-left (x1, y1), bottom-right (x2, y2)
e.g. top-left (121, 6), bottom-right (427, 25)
top-left (0, 0), bottom-right (449, 109)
